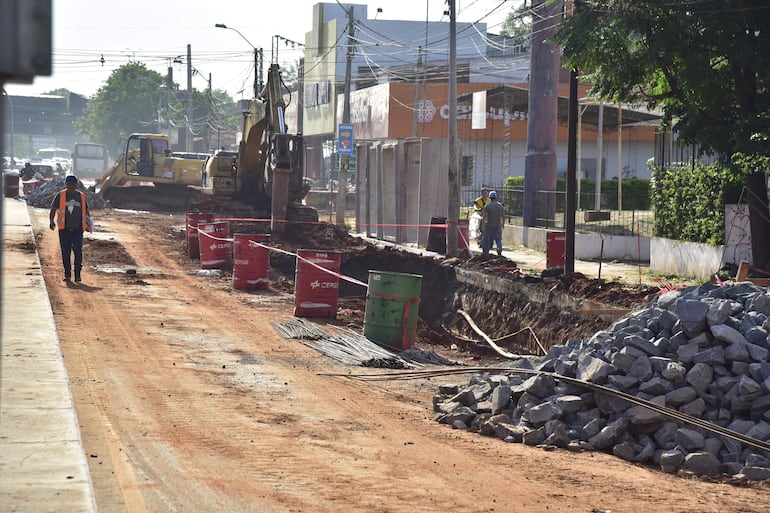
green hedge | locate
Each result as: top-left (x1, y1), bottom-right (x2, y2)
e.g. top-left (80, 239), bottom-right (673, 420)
top-left (498, 162), bottom-right (764, 245)
top-left (501, 176), bottom-right (651, 215)
top-left (650, 164), bottom-right (743, 245)
top-left (596, 178), bottom-right (651, 210)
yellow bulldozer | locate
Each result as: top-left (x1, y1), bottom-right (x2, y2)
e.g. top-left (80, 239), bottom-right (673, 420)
top-left (94, 63), bottom-right (316, 228)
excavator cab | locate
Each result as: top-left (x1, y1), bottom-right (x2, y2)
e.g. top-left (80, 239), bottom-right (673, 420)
top-left (125, 134), bottom-right (169, 177)
top-left (95, 133), bottom-right (206, 210)
top-left (137, 137), bottom-right (153, 176)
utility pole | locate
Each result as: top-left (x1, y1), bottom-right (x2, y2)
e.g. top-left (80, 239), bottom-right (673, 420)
top-left (258, 48), bottom-right (264, 94)
top-left (446, 0), bottom-right (459, 257)
top-left (214, 24), bottom-right (262, 98)
top-left (421, 0), bottom-right (429, 138)
top-left (412, 46), bottom-right (422, 137)
top-left (186, 43), bottom-right (193, 152)
top-left (336, 6), bottom-right (355, 227)
top-left (565, 68), bottom-right (578, 275)
top-left (523, 0), bottom-right (560, 227)
top-left (254, 48), bottom-right (262, 98)
top-left (565, 0), bottom-right (580, 276)
top-left (595, 100), bottom-right (604, 210)
top-left (297, 57), bottom-right (305, 134)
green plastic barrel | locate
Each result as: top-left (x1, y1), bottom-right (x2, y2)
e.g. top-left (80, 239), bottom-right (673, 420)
top-left (364, 271), bottom-right (423, 350)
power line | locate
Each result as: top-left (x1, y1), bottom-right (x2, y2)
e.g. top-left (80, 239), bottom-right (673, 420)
top-left (44, 3), bottom-right (539, 98)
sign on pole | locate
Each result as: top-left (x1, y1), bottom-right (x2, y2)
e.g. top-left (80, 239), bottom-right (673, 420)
top-left (338, 123), bottom-right (353, 155)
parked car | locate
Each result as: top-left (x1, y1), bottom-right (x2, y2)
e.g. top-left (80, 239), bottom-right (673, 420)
top-left (31, 164), bottom-right (57, 178)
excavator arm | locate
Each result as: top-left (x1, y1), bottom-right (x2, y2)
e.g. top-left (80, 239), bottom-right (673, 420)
top-left (200, 63), bottom-right (316, 224)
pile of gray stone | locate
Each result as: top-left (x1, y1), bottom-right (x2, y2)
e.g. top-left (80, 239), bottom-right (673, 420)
top-left (434, 281), bottom-right (770, 481)
top-left (25, 177), bottom-right (105, 209)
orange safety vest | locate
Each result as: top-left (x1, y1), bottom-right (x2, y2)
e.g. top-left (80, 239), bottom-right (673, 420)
top-left (56, 190), bottom-right (89, 231)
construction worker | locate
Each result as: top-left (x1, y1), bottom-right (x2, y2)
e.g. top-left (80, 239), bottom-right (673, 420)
top-left (473, 188), bottom-right (491, 214)
top-left (49, 175), bottom-right (90, 282)
top-left (481, 190), bottom-right (505, 256)
top-left (472, 188), bottom-right (491, 244)
top-left (21, 162), bottom-right (35, 180)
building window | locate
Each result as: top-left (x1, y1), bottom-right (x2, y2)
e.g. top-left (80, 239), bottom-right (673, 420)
top-left (303, 81), bottom-right (331, 107)
top-left (461, 156), bottom-right (474, 186)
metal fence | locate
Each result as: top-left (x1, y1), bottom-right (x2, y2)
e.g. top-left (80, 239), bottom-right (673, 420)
top-left (462, 187), bottom-right (654, 237)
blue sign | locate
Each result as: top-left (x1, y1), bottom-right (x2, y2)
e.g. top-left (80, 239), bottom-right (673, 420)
top-left (338, 123), bottom-right (354, 155)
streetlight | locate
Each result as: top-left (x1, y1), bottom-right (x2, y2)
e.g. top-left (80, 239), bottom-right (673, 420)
top-left (215, 23), bottom-right (263, 98)
top-left (123, 48), bottom-right (141, 63)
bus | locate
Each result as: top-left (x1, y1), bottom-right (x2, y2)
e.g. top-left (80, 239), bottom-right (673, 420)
top-left (72, 143), bottom-right (109, 178)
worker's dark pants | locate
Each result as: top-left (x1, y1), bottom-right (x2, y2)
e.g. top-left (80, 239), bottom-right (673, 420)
top-left (482, 226), bottom-right (503, 255)
top-left (58, 228), bottom-right (83, 277)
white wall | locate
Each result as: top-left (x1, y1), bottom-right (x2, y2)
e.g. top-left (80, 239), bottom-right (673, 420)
top-left (355, 138), bottom-right (448, 246)
top-left (415, 139), bottom-right (449, 246)
top-left (650, 238), bottom-right (724, 281)
top-left (505, 226), bottom-right (650, 261)
top-left (724, 204), bottom-right (753, 265)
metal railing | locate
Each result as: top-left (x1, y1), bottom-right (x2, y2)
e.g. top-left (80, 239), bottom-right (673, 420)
top-left (462, 187), bottom-right (654, 237)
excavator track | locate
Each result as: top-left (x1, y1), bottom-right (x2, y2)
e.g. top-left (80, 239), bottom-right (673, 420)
top-left (103, 185), bottom-right (201, 212)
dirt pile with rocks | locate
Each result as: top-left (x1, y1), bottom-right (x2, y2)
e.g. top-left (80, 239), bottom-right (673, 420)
top-left (434, 281), bottom-right (770, 481)
top-left (25, 177), bottom-right (106, 209)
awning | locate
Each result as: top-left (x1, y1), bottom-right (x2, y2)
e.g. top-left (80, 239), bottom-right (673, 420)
top-left (457, 85), bottom-right (661, 130)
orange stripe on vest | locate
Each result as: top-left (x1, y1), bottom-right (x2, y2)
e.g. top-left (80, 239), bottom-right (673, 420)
top-left (56, 190), bottom-right (88, 231)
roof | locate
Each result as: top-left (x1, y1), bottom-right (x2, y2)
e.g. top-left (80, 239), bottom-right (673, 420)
top-left (457, 85), bottom-right (661, 130)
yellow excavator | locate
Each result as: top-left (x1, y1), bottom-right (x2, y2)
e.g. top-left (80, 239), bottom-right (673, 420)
top-left (94, 63), bottom-right (316, 228)
top-left (93, 134), bottom-right (206, 210)
top-left (200, 63), bottom-right (316, 230)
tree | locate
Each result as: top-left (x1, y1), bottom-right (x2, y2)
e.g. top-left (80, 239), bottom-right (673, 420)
top-left (74, 63), bottom-right (167, 155)
top-left (43, 88), bottom-right (72, 97)
top-left (279, 62), bottom-right (299, 92)
top-left (197, 87), bottom-right (241, 150)
top-left (499, 1), bottom-right (532, 46)
top-left (75, 62), bottom-right (242, 154)
top-left (556, 0), bottom-right (770, 270)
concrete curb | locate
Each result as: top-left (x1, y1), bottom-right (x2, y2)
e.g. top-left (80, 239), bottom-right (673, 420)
top-left (0, 197), bottom-right (97, 513)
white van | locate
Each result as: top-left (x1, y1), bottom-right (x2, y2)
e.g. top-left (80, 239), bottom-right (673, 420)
top-left (34, 147), bottom-right (72, 173)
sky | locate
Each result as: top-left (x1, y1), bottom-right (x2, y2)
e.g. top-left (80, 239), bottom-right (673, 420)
top-left (4, 0), bottom-right (516, 100)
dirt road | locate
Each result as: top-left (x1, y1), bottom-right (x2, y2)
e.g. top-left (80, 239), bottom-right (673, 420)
top-left (30, 208), bottom-right (767, 513)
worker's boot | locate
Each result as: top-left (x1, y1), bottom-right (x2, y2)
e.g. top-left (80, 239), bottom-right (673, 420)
top-left (63, 268), bottom-right (71, 281)
top-left (75, 270), bottom-right (82, 283)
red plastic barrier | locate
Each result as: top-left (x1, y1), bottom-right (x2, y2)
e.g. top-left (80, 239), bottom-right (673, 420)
top-left (198, 221), bottom-right (232, 270)
top-left (232, 234), bottom-right (270, 290)
top-left (294, 249), bottom-right (341, 318)
top-left (186, 211), bottom-right (215, 259)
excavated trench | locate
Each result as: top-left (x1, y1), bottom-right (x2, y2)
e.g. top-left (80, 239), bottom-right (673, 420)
top-left (81, 214), bottom-right (657, 359)
top-left (258, 222), bottom-right (655, 357)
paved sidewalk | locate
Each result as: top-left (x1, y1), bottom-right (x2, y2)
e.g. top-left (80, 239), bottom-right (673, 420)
top-left (364, 232), bottom-right (669, 288)
top-left (0, 197), bottom-right (96, 513)
top-left (478, 242), bottom-right (656, 286)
